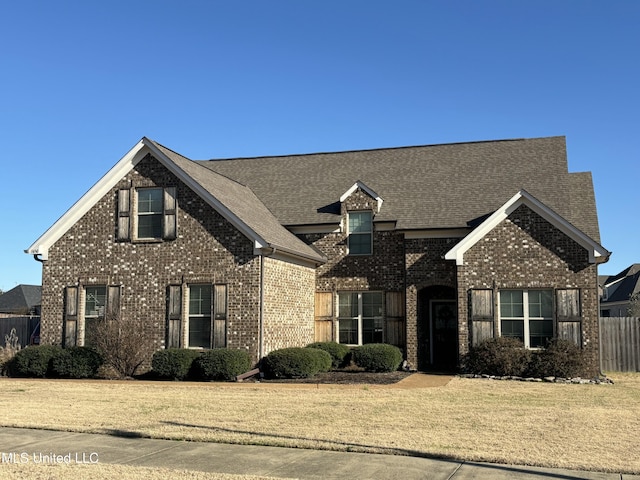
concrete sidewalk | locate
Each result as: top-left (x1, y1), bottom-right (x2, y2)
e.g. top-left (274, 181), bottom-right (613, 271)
top-left (1, 427), bottom-right (637, 479)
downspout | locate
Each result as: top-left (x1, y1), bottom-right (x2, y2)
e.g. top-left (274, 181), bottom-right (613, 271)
top-left (259, 247), bottom-right (277, 360)
top-left (33, 254), bottom-right (46, 263)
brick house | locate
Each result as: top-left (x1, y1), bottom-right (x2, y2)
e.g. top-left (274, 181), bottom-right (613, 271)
top-left (26, 136), bottom-right (610, 374)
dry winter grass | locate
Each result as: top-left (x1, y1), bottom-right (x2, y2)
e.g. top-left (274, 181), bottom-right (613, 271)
top-left (0, 463), bottom-right (283, 480)
top-left (0, 373), bottom-right (638, 475)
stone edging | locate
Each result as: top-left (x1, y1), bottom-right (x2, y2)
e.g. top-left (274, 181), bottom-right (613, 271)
top-left (458, 373), bottom-right (614, 384)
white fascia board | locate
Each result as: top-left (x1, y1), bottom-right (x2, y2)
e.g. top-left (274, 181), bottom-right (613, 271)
top-left (25, 139), bottom-right (148, 260)
top-left (444, 189), bottom-right (610, 266)
top-left (340, 181), bottom-right (383, 212)
top-left (142, 140), bottom-right (268, 250)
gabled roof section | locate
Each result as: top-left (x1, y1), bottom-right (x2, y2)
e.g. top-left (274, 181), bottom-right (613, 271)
top-left (444, 190), bottom-right (610, 266)
top-left (339, 181), bottom-right (383, 212)
top-left (26, 138), bottom-right (325, 265)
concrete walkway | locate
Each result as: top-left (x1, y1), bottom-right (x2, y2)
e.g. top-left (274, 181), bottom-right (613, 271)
top-left (1, 427), bottom-right (637, 479)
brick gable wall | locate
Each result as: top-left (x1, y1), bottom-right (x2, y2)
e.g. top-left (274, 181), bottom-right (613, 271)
top-left (456, 204), bottom-right (600, 375)
top-left (40, 154), bottom-right (263, 367)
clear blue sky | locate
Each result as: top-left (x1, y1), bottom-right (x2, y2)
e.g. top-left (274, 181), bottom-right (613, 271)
top-left (1, 1), bottom-right (638, 292)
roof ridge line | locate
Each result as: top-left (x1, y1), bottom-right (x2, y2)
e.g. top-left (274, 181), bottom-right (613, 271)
top-left (196, 136), bottom-right (566, 162)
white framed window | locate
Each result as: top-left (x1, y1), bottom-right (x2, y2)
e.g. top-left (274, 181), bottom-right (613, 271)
top-left (84, 285), bottom-right (106, 347)
top-left (188, 284), bottom-right (213, 348)
top-left (117, 186), bottom-right (177, 242)
top-left (338, 291), bottom-right (383, 345)
top-left (499, 289), bottom-right (553, 348)
top-left (137, 188), bottom-right (164, 239)
top-left (347, 211), bottom-right (372, 255)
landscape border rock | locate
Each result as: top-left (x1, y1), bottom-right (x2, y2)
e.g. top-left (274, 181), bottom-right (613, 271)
top-left (458, 373), bottom-right (614, 384)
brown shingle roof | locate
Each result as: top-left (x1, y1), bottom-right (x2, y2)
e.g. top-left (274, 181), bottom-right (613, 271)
top-left (197, 136), bottom-right (591, 233)
top-left (148, 140), bottom-right (326, 263)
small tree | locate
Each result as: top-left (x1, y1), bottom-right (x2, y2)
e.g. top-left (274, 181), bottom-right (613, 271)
top-left (92, 313), bottom-right (152, 377)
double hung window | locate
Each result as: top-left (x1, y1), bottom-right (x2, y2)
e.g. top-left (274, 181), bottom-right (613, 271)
top-left (137, 188), bottom-right (164, 239)
top-left (338, 291), bottom-right (383, 345)
top-left (84, 285), bottom-right (106, 347)
top-left (347, 211), bottom-right (372, 255)
top-left (499, 289), bottom-right (553, 348)
top-left (188, 284), bottom-right (212, 348)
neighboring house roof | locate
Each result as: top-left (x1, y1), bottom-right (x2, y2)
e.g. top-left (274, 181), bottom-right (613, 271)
top-left (198, 136), bottom-right (601, 240)
top-left (444, 190), bottom-right (609, 266)
top-left (25, 138), bottom-right (325, 265)
top-left (0, 285), bottom-right (41, 314)
top-left (601, 264), bottom-right (640, 303)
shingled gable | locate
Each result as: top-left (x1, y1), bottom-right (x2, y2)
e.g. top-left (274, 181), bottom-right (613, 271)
top-left (444, 189), bottom-right (610, 266)
top-left (26, 137), bottom-right (325, 265)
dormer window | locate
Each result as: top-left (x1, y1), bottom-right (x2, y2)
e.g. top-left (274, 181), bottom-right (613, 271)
top-left (348, 211), bottom-right (372, 255)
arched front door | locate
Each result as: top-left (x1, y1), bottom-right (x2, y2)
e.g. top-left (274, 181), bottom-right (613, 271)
top-left (417, 286), bottom-right (457, 371)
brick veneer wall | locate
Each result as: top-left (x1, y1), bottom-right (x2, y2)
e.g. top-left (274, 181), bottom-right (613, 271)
top-left (404, 237), bottom-right (459, 368)
top-left (40, 154), bottom-right (263, 367)
top-left (456, 204), bottom-right (600, 375)
top-left (299, 188), bottom-right (406, 346)
top-left (261, 256), bottom-right (316, 355)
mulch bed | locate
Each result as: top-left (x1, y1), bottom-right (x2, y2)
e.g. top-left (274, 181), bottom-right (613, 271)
top-left (260, 370), bottom-right (413, 385)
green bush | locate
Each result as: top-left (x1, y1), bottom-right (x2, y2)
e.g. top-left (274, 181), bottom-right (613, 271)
top-left (8, 345), bottom-right (63, 378)
top-left (306, 342), bottom-right (351, 369)
top-left (152, 348), bottom-right (201, 380)
top-left (352, 343), bottom-right (403, 372)
top-left (464, 337), bottom-right (531, 377)
top-left (263, 347), bottom-right (332, 379)
top-left (527, 338), bottom-right (586, 378)
top-left (192, 349), bottom-right (252, 381)
top-left (51, 347), bottom-right (103, 378)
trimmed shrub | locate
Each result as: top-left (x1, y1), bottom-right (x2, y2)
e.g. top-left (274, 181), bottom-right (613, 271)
top-left (51, 347), bottom-right (103, 379)
top-left (527, 338), bottom-right (586, 378)
top-left (193, 349), bottom-right (252, 381)
top-left (352, 343), bottom-right (403, 372)
top-left (464, 337), bottom-right (531, 377)
top-left (263, 347), bottom-right (332, 379)
top-left (306, 342), bottom-right (351, 369)
top-left (152, 348), bottom-right (201, 380)
top-left (8, 345), bottom-right (63, 378)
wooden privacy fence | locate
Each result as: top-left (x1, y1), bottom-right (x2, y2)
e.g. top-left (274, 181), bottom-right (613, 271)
top-left (600, 317), bottom-right (640, 372)
top-left (0, 316), bottom-right (40, 349)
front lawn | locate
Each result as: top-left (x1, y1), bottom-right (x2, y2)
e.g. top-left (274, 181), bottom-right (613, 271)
top-left (0, 373), bottom-right (638, 474)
